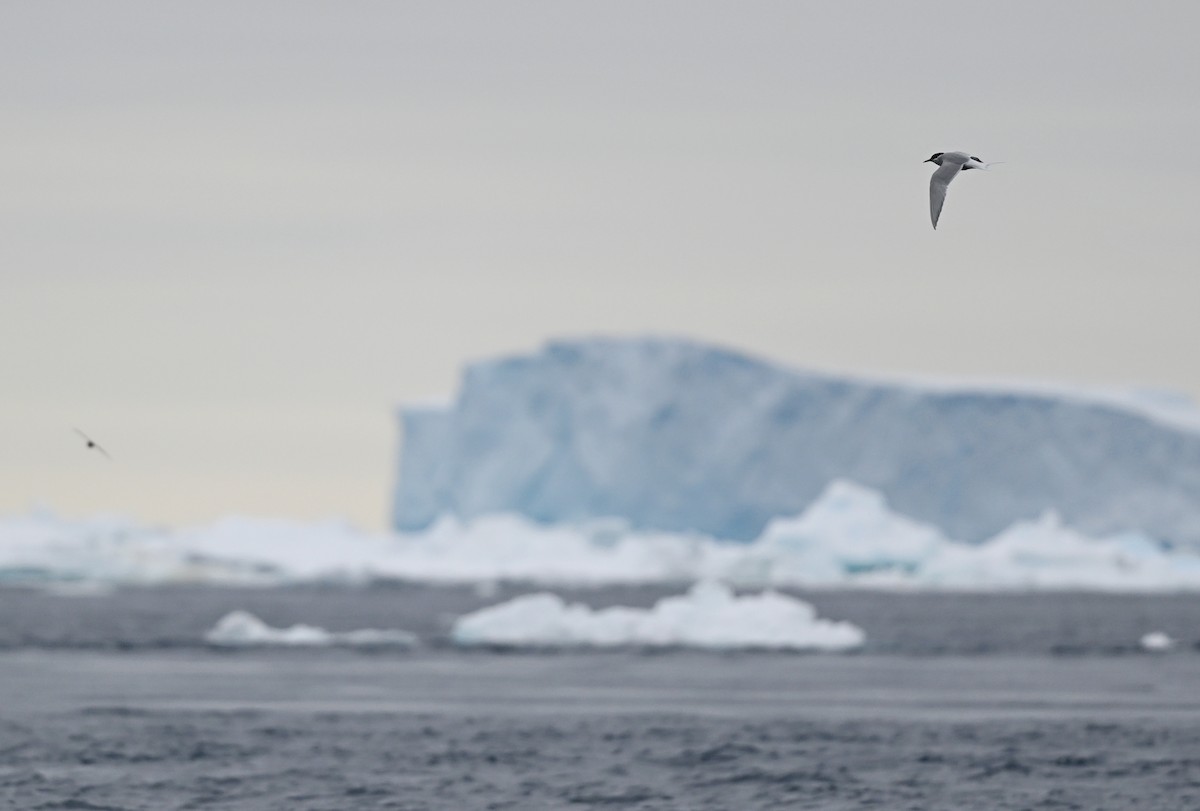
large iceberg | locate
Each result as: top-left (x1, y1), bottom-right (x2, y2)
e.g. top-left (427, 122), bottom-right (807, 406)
top-left (393, 338), bottom-right (1200, 548)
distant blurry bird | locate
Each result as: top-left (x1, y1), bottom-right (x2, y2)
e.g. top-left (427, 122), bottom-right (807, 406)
top-left (74, 428), bottom-right (112, 460)
top-left (924, 151), bottom-right (998, 229)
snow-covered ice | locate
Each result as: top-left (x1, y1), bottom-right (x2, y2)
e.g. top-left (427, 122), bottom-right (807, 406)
top-left (7, 481), bottom-right (1200, 591)
top-left (450, 580), bottom-right (865, 651)
top-left (204, 610), bottom-right (417, 648)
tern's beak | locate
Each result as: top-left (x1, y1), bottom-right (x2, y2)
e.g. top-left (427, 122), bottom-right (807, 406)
top-left (923, 158), bottom-right (934, 163)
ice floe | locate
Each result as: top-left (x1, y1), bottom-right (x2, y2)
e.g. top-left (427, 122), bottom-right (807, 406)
top-left (204, 610), bottom-right (417, 648)
top-left (1139, 631), bottom-right (1175, 652)
top-left (450, 580), bottom-right (865, 651)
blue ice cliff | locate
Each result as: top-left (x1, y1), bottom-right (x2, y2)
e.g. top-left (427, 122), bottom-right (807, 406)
top-left (393, 338), bottom-right (1200, 548)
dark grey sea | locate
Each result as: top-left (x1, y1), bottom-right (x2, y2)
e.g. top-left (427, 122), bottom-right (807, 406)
top-left (1, 584), bottom-right (1199, 809)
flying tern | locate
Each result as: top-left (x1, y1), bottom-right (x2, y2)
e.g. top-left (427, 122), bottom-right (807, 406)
top-left (924, 151), bottom-right (998, 229)
top-left (74, 428), bottom-right (112, 460)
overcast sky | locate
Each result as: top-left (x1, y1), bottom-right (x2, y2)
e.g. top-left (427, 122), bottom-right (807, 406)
top-left (2, 1), bottom-right (1198, 529)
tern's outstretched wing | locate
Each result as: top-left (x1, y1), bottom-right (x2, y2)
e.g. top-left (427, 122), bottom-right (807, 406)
top-left (929, 161), bottom-right (961, 229)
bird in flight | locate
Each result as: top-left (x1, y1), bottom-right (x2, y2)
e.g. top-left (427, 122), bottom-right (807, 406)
top-left (74, 428), bottom-right (112, 460)
top-left (924, 151), bottom-right (998, 229)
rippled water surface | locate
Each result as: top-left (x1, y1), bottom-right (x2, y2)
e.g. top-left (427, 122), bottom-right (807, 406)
top-left (1, 585), bottom-right (1199, 809)
top-left (3, 583), bottom-right (1200, 654)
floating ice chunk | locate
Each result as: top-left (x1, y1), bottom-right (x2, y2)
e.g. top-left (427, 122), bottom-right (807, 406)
top-left (450, 581), bottom-right (865, 651)
top-left (751, 480), bottom-right (948, 582)
top-left (919, 513), bottom-right (1200, 591)
top-left (1140, 631), bottom-right (1175, 652)
top-left (204, 611), bottom-right (417, 648)
top-left (205, 611), bottom-right (326, 646)
top-left (334, 627), bottom-right (422, 647)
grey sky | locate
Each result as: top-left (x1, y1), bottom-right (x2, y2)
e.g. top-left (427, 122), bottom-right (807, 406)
top-left (3, 2), bottom-right (1198, 529)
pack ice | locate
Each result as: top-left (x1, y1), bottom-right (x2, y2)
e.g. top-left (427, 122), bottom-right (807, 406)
top-left (5, 481), bottom-right (1200, 589)
top-left (394, 338), bottom-right (1200, 548)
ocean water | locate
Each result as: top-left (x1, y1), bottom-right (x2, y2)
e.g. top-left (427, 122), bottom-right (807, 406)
top-left (1, 585), bottom-right (1199, 809)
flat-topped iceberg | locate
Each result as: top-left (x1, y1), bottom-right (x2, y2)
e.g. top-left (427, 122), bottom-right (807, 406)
top-left (394, 337), bottom-right (1200, 548)
top-left (450, 580), bottom-right (865, 651)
